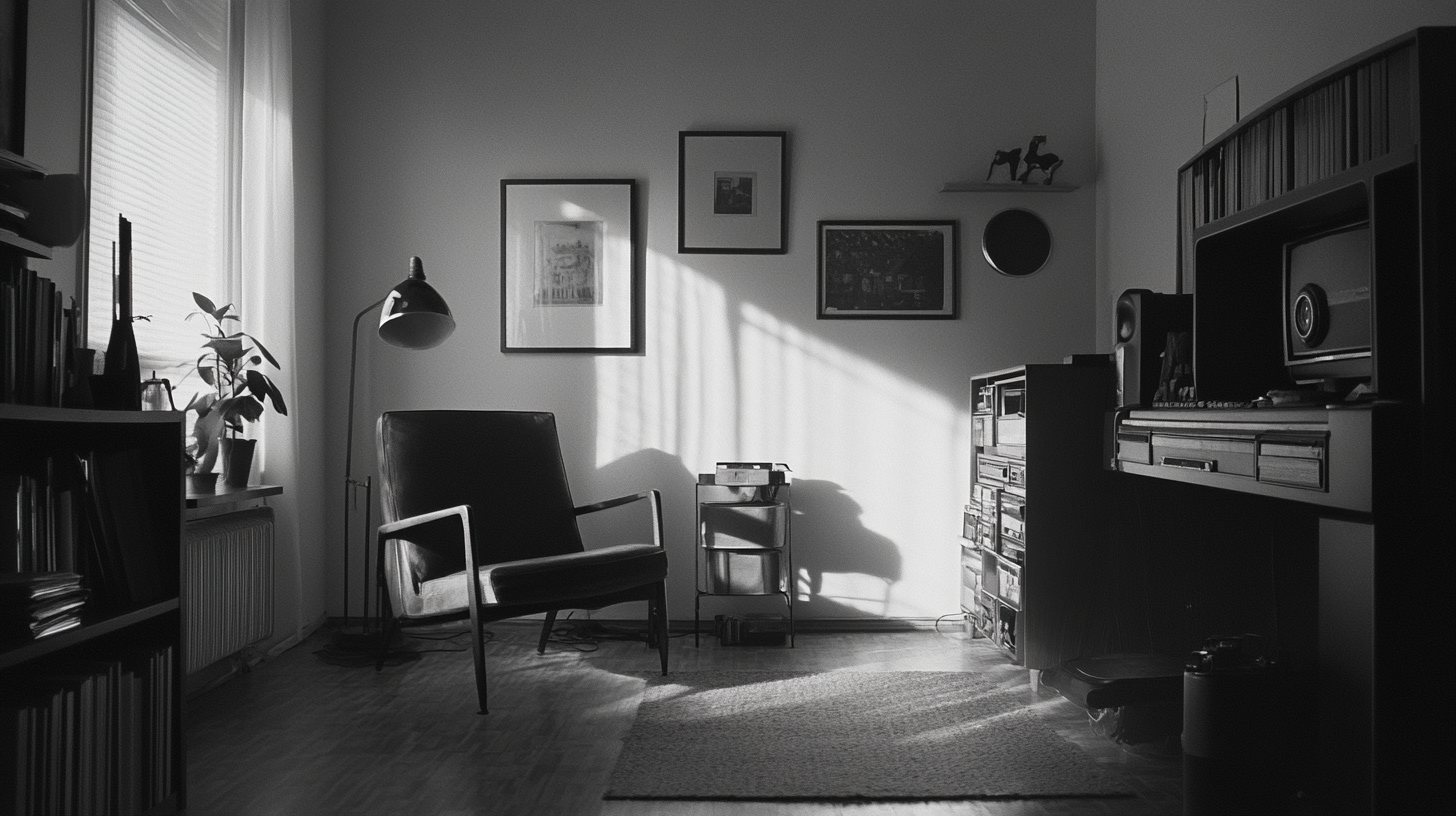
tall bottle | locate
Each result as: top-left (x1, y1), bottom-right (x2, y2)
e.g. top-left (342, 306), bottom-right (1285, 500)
top-left (102, 214), bottom-right (141, 409)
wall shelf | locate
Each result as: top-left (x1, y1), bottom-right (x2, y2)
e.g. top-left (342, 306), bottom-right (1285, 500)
top-left (941, 181), bottom-right (1079, 193)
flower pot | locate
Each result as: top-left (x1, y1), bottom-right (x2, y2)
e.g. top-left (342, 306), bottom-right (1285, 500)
top-left (188, 471), bottom-right (220, 494)
top-left (220, 438), bottom-right (257, 488)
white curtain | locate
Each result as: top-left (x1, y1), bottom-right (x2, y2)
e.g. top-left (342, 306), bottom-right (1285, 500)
top-left (238, 0), bottom-right (321, 650)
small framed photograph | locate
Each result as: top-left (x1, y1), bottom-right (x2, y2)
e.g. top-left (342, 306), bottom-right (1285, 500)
top-left (678, 131), bottom-right (787, 254)
top-left (817, 220), bottom-right (959, 319)
top-left (501, 179), bottom-right (639, 353)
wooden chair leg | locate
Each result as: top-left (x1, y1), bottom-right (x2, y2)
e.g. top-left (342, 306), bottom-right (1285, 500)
top-left (468, 609), bottom-right (489, 715)
top-left (537, 610), bottom-right (558, 654)
top-left (654, 581), bottom-right (669, 675)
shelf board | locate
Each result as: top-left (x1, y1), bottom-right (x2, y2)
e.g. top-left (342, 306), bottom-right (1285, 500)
top-left (0, 148), bottom-right (47, 178)
top-left (0, 404), bottom-right (183, 424)
top-left (941, 181), bottom-right (1079, 193)
top-left (0, 598), bottom-right (180, 669)
top-left (187, 483), bottom-right (282, 509)
top-left (0, 227), bottom-right (54, 258)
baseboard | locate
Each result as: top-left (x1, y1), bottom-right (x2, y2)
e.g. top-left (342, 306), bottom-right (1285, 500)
top-left (549, 616), bottom-right (968, 634)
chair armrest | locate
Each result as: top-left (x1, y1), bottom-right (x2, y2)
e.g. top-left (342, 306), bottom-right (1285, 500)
top-left (377, 504), bottom-right (478, 599)
top-left (574, 489), bottom-right (663, 549)
top-left (378, 504), bottom-right (472, 538)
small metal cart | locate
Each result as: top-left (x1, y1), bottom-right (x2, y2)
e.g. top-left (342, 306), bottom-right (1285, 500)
top-left (694, 471), bottom-right (794, 646)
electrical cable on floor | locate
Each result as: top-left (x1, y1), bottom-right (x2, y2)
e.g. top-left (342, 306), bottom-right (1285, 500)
top-left (933, 610), bottom-right (971, 635)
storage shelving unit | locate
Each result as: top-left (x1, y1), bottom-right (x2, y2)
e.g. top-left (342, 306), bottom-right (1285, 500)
top-left (1107, 28), bottom-right (1456, 815)
top-left (1, 405), bottom-right (186, 814)
top-left (963, 359), bottom-right (1111, 673)
top-left (693, 475), bottom-right (793, 647)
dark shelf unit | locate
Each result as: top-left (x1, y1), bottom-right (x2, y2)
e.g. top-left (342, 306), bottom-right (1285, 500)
top-left (1, 404), bottom-right (186, 815)
top-left (964, 360), bottom-right (1111, 673)
top-left (1115, 27), bottom-right (1455, 816)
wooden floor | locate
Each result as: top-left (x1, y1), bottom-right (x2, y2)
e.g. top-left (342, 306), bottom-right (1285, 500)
top-left (183, 621), bottom-right (1183, 816)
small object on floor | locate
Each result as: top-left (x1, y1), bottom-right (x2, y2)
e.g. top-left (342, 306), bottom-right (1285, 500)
top-left (1041, 653), bottom-right (1184, 745)
top-left (714, 613), bottom-right (787, 646)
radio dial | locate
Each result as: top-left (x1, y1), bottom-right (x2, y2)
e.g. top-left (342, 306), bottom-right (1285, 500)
top-left (1293, 283), bottom-right (1328, 347)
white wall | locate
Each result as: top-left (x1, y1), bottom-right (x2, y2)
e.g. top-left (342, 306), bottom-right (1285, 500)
top-left (322, 0), bottom-right (1098, 621)
top-left (1094, 0), bottom-right (1456, 351)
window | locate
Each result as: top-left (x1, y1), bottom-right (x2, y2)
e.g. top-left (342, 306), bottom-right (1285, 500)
top-left (88, 0), bottom-right (238, 379)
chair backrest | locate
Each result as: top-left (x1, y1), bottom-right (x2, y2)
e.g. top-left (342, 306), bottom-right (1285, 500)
top-left (377, 411), bottom-right (586, 575)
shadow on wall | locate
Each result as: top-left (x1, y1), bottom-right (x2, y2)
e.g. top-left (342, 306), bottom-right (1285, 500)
top-left (581, 447), bottom-right (699, 618)
top-left (580, 453), bottom-right (905, 622)
top-left (788, 479), bottom-right (902, 619)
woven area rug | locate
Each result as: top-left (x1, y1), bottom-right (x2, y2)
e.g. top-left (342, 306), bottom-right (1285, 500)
top-left (605, 670), bottom-right (1133, 802)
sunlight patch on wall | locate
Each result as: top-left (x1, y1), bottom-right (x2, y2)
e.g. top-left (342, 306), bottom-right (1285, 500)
top-left (595, 252), bottom-right (971, 618)
top-left (595, 251), bottom-right (737, 470)
top-left (737, 302), bottom-right (970, 618)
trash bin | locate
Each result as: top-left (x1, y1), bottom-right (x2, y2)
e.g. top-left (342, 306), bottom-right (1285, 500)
top-left (1182, 635), bottom-right (1290, 816)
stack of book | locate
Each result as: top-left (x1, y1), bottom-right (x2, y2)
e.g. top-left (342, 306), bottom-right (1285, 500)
top-left (0, 571), bottom-right (87, 643)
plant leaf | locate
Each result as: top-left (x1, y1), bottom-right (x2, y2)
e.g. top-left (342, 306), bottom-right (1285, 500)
top-left (193, 292), bottom-right (218, 315)
top-left (245, 334), bottom-right (281, 369)
top-left (198, 365), bottom-right (216, 388)
top-left (205, 337), bottom-right (246, 362)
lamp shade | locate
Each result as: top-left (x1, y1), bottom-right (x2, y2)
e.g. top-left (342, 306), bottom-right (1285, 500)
top-left (378, 256), bottom-right (455, 349)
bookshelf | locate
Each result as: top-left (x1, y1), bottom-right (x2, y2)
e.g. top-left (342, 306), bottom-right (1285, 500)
top-left (1, 404), bottom-right (186, 815)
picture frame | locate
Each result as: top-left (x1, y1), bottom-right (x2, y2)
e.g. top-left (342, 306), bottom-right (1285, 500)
top-left (817, 220), bottom-right (959, 319)
top-left (500, 179), bottom-right (639, 353)
top-left (678, 131), bottom-right (787, 254)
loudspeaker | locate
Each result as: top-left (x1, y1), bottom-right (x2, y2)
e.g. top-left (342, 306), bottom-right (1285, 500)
top-left (1114, 289), bottom-right (1192, 407)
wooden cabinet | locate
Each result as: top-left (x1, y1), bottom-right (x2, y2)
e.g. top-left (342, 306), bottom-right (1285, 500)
top-left (1, 404), bottom-right (186, 815)
top-left (963, 359), bottom-right (1111, 672)
top-left (1119, 27), bottom-right (1456, 815)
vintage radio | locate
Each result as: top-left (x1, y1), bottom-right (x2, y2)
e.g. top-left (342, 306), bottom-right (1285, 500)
top-left (995, 384), bottom-right (1027, 447)
top-left (1283, 222), bottom-right (1373, 384)
top-left (977, 453), bottom-right (1013, 485)
top-left (997, 491), bottom-right (1026, 563)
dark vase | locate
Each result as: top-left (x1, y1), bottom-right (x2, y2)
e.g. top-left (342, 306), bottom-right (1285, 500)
top-left (187, 471), bottom-right (220, 494)
top-left (97, 319), bottom-right (141, 410)
top-left (220, 437), bottom-right (256, 488)
top-left (99, 215), bottom-right (141, 409)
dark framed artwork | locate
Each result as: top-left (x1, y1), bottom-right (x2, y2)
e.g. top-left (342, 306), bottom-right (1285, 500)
top-left (1, 0), bottom-right (26, 154)
top-left (817, 220), bottom-right (959, 319)
top-left (678, 131), bottom-right (787, 254)
top-left (500, 179), bottom-right (639, 353)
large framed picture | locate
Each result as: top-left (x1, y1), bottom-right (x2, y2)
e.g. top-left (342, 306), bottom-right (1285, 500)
top-left (817, 220), bottom-right (959, 319)
top-left (678, 131), bottom-right (787, 254)
top-left (500, 179), bottom-right (639, 353)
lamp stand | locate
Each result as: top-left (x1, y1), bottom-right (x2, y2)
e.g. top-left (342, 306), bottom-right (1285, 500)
top-left (330, 298), bottom-right (389, 653)
top-left (318, 257), bottom-right (454, 663)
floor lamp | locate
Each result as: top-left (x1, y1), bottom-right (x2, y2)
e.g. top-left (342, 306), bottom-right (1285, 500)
top-left (334, 256), bottom-right (455, 651)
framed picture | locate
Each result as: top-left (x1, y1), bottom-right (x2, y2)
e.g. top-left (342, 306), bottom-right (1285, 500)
top-left (678, 131), bottom-right (787, 254)
top-left (817, 220), bottom-right (959, 319)
top-left (500, 179), bottom-right (639, 353)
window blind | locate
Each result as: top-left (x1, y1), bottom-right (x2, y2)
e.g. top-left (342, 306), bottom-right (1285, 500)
top-left (88, 0), bottom-right (234, 380)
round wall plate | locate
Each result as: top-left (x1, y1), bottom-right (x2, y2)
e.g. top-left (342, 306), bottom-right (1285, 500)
top-left (982, 208), bottom-right (1051, 277)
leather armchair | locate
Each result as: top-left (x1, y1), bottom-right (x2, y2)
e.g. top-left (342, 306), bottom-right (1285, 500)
top-left (374, 410), bottom-right (668, 713)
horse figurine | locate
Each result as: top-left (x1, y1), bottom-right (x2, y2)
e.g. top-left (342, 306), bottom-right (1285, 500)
top-left (986, 147), bottom-right (1022, 182)
top-left (1018, 135), bottom-right (1064, 185)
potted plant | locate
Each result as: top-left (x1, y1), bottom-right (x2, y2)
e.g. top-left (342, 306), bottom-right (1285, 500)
top-left (182, 293), bottom-right (287, 491)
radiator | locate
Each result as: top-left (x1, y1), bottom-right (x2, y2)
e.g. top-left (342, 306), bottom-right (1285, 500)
top-left (183, 507), bottom-right (275, 673)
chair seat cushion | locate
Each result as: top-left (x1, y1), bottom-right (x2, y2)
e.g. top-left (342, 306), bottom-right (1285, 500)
top-left (413, 543), bottom-right (667, 616)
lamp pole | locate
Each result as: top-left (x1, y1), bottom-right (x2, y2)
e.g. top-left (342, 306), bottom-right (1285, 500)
top-left (340, 295), bottom-right (386, 642)
top-left (334, 256), bottom-right (455, 650)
